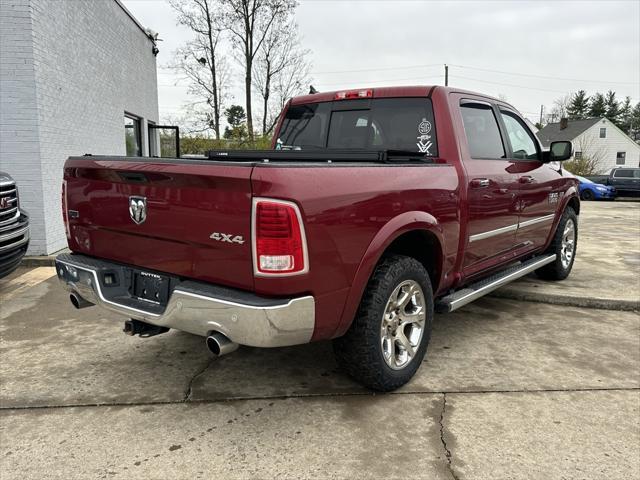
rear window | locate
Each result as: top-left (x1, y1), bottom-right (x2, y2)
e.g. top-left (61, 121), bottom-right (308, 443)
top-left (613, 169), bottom-right (639, 178)
top-left (276, 98), bottom-right (438, 156)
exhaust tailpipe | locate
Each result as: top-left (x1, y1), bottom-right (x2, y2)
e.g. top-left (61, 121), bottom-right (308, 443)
top-left (206, 332), bottom-right (239, 357)
top-left (70, 293), bottom-right (93, 309)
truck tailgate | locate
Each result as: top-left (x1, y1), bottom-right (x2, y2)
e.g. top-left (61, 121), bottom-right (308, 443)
top-left (63, 157), bottom-right (255, 290)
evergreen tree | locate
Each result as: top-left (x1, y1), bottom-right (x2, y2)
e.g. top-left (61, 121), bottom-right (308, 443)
top-left (630, 102), bottom-right (640, 142)
top-left (223, 105), bottom-right (248, 140)
top-left (604, 90), bottom-right (620, 124)
top-left (619, 96), bottom-right (632, 134)
top-left (567, 90), bottom-right (589, 119)
top-left (589, 93), bottom-right (607, 118)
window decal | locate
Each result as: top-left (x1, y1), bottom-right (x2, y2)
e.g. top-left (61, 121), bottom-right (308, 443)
top-left (416, 118), bottom-right (433, 154)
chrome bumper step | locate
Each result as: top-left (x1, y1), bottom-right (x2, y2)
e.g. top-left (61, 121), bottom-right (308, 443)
top-left (436, 254), bottom-right (556, 313)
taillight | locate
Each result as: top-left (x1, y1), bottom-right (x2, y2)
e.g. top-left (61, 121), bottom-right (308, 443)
top-left (62, 180), bottom-right (70, 239)
top-left (253, 198), bottom-right (308, 276)
top-left (334, 89), bottom-right (373, 100)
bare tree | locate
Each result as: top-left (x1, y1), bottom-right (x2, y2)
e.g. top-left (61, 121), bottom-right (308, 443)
top-left (253, 16), bottom-right (311, 135)
top-left (564, 134), bottom-right (607, 175)
top-left (546, 93), bottom-right (573, 124)
top-left (224, 0), bottom-right (297, 140)
top-left (169, 0), bottom-right (229, 139)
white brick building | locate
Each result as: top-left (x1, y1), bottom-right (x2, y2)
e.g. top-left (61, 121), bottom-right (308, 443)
top-left (0, 0), bottom-right (159, 254)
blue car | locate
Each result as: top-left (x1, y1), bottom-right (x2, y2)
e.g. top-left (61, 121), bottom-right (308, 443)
top-left (575, 175), bottom-right (616, 200)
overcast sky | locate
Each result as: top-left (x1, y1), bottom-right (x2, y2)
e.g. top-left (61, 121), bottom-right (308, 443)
top-left (122, 0), bottom-right (640, 125)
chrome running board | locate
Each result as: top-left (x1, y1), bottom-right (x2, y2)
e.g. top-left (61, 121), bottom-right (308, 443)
top-left (436, 254), bottom-right (556, 313)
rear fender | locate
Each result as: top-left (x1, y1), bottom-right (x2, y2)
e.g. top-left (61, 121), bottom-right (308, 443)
top-left (332, 211), bottom-right (444, 338)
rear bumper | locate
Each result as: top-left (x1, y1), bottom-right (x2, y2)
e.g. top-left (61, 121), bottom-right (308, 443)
top-left (55, 253), bottom-right (315, 348)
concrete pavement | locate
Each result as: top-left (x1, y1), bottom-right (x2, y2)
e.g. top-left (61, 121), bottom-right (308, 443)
top-left (1, 200), bottom-right (639, 479)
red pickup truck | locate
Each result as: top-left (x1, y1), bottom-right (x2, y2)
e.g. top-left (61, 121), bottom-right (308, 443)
top-left (56, 86), bottom-right (579, 391)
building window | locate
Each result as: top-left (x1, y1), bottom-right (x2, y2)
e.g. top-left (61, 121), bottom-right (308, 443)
top-left (599, 127), bottom-right (606, 138)
top-left (616, 152), bottom-right (626, 165)
top-left (574, 151), bottom-right (582, 160)
top-left (125, 114), bottom-right (142, 156)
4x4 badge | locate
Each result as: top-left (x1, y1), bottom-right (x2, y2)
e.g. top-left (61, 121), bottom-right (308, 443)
top-left (129, 196), bottom-right (147, 224)
top-left (209, 232), bottom-right (245, 244)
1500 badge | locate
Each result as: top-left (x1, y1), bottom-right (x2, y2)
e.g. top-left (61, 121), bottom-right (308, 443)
top-left (209, 232), bottom-right (245, 244)
top-left (548, 192), bottom-right (560, 205)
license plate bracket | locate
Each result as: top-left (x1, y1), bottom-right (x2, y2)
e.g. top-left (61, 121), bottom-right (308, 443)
top-left (130, 270), bottom-right (171, 305)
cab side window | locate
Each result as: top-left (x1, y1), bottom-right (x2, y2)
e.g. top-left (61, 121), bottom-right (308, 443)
top-left (500, 111), bottom-right (539, 160)
top-left (613, 169), bottom-right (633, 178)
top-left (460, 102), bottom-right (506, 159)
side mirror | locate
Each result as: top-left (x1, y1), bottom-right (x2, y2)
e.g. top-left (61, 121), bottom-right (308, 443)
top-left (543, 141), bottom-right (572, 162)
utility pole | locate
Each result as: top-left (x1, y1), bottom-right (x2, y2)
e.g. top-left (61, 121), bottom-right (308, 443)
top-left (539, 104), bottom-right (544, 126)
top-left (444, 64), bottom-right (449, 86)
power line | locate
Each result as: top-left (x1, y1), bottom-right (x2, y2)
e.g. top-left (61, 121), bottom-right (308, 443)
top-left (312, 63), bottom-right (441, 75)
top-left (160, 60), bottom-right (637, 87)
top-left (315, 74), bottom-right (443, 88)
top-left (453, 75), bottom-right (570, 94)
top-left (449, 64), bottom-right (639, 86)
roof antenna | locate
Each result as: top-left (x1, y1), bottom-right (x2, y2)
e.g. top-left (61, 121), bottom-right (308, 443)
top-left (309, 85), bottom-right (319, 94)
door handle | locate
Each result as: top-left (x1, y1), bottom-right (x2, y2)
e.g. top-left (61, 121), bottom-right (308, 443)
top-left (470, 178), bottom-right (490, 188)
top-left (519, 176), bottom-right (535, 184)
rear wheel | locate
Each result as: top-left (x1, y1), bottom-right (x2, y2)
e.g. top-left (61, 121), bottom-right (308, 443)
top-left (580, 189), bottom-right (594, 201)
top-left (535, 207), bottom-right (578, 280)
top-left (333, 255), bottom-right (433, 391)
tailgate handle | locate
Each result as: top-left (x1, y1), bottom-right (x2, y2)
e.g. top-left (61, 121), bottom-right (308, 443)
top-left (118, 171), bottom-right (148, 183)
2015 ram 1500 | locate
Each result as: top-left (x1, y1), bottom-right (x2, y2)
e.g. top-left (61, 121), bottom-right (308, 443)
top-left (56, 86), bottom-right (579, 391)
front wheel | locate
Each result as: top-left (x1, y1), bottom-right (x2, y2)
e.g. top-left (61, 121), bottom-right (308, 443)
top-left (580, 189), bottom-right (595, 201)
top-left (535, 207), bottom-right (578, 280)
top-left (333, 255), bottom-right (434, 391)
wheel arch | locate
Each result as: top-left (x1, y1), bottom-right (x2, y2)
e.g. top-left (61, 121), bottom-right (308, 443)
top-left (543, 189), bottom-right (580, 251)
top-left (566, 192), bottom-right (580, 215)
top-left (332, 211), bottom-right (444, 338)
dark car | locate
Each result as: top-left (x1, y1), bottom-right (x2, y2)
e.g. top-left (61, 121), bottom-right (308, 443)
top-left (586, 167), bottom-right (640, 197)
top-left (0, 172), bottom-right (30, 278)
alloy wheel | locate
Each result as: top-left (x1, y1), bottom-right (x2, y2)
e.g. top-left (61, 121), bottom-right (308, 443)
top-left (380, 280), bottom-right (426, 370)
top-left (560, 218), bottom-right (576, 269)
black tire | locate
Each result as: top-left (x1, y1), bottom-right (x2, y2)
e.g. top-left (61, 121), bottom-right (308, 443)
top-left (580, 189), bottom-right (594, 201)
top-left (333, 254), bottom-right (434, 392)
top-left (535, 207), bottom-right (578, 281)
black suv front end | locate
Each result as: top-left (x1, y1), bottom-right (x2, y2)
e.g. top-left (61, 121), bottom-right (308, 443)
top-left (0, 172), bottom-right (29, 278)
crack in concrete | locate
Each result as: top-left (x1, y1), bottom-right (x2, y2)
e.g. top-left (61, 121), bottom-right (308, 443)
top-left (1, 386), bottom-right (638, 412)
top-left (183, 357), bottom-right (214, 402)
top-left (439, 393), bottom-right (459, 480)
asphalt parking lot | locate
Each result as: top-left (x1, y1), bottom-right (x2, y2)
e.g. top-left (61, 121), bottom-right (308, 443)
top-left (1, 201), bottom-right (639, 480)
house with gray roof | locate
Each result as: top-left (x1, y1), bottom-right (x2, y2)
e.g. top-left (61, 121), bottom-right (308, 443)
top-left (536, 117), bottom-right (640, 173)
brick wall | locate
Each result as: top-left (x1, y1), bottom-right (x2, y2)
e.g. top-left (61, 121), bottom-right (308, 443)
top-left (0, 0), bottom-right (46, 252)
top-left (0, 0), bottom-right (159, 254)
